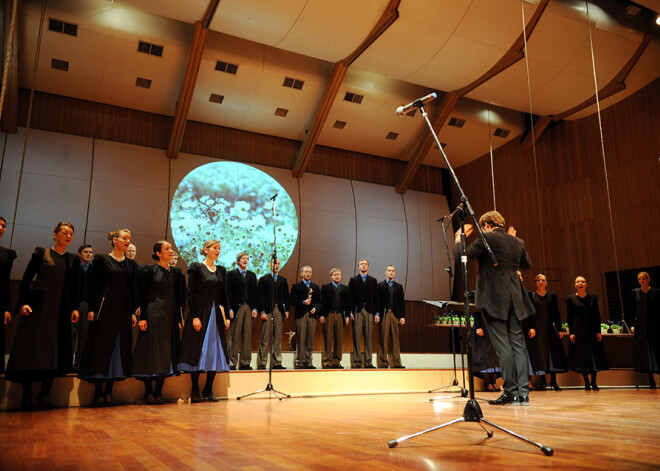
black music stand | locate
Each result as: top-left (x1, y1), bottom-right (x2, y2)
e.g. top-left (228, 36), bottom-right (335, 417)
top-left (387, 100), bottom-right (553, 456)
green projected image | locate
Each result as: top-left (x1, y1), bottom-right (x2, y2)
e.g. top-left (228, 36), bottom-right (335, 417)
top-left (170, 162), bottom-right (299, 277)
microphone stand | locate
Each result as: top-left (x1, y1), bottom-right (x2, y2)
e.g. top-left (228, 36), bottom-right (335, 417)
top-left (428, 210), bottom-right (468, 398)
top-left (237, 194), bottom-right (290, 401)
top-left (388, 103), bottom-right (553, 456)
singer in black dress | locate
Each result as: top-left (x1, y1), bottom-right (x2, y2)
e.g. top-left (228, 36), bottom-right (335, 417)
top-left (631, 272), bottom-right (660, 388)
top-left (472, 312), bottom-right (501, 391)
top-left (79, 229), bottom-right (138, 406)
top-left (567, 276), bottom-right (609, 390)
top-left (178, 240), bottom-right (230, 402)
top-left (133, 241), bottom-right (185, 404)
top-left (0, 216), bottom-right (17, 376)
top-left (5, 222), bottom-right (79, 410)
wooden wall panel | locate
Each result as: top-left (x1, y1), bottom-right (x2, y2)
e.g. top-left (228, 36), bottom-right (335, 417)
top-left (452, 78), bottom-right (660, 320)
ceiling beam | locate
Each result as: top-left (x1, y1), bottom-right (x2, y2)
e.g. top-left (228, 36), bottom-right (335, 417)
top-left (521, 115), bottom-right (552, 151)
top-left (395, 0), bottom-right (550, 193)
top-left (291, 0), bottom-right (401, 178)
top-left (1, 0), bottom-right (20, 133)
top-left (166, 21), bottom-right (208, 159)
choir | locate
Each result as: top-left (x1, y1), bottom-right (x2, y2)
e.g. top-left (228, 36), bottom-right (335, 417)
top-left (0, 220), bottom-right (657, 410)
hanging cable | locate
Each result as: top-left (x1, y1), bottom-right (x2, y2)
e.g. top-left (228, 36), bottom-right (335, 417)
top-left (10, 0), bottom-right (47, 246)
top-left (486, 104), bottom-right (496, 210)
top-left (0, 0), bottom-right (18, 122)
top-left (521, 0), bottom-right (547, 273)
top-left (585, 1), bottom-right (625, 320)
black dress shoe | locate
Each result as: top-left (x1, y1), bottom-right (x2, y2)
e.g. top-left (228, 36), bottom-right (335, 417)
top-left (273, 365), bottom-right (287, 370)
top-left (191, 391), bottom-right (203, 403)
top-left (155, 396), bottom-right (164, 405)
top-left (306, 365), bottom-right (317, 370)
top-left (591, 383), bottom-right (599, 391)
top-left (257, 366), bottom-right (267, 370)
top-left (335, 365), bottom-right (344, 369)
top-left (365, 365), bottom-right (376, 369)
top-left (394, 366), bottom-right (406, 369)
top-left (488, 393), bottom-right (516, 405)
top-left (514, 395), bottom-right (530, 406)
top-left (145, 393), bottom-right (157, 405)
top-left (239, 366), bottom-right (253, 371)
top-left (550, 382), bottom-right (562, 391)
top-left (352, 365), bottom-right (361, 369)
top-left (37, 396), bottom-right (55, 411)
top-left (203, 393), bottom-right (219, 402)
top-left (229, 366), bottom-right (236, 370)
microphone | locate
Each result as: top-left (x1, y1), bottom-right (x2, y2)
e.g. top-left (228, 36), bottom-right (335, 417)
top-left (269, 193), bottom-right (278, 201)
top-left (396, 92), bottom-right (437, 116)
top-left (437, 204), bottom-right (463, 222)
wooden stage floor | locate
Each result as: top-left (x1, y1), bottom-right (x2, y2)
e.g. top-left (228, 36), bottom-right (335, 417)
top-left (1, 388), bottom-right (658, 470)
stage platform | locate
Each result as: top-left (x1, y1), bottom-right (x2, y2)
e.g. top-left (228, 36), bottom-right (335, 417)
top-left (0, 352), bottom-right (655, 410)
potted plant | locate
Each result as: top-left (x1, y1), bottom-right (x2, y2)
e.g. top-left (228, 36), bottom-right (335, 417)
top-left (611, 324), bottom-right (622, 334)
top-left (433, 314), bottom-right (443, 326)
top-left (561, 322), bottom-right (569, 333)
top-left (600, 323), bottom-right (610, 334)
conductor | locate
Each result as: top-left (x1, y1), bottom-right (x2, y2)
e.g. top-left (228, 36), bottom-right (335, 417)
top-left (455, 210), bottom-right (535, 406)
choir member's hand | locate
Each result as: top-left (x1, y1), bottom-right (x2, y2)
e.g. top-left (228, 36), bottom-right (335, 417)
top-left (88, 311), bottom-right (95, 322)
top-left (464, 223), bottom-right (474, 238)
top-left (507, 226), bottom-right (517, 237)
top-left (399, 318), bottom-right (405, 326)
top-left (193, 317), bottom-right (202, 332)
top-left (310, 307), bottom-right (316, 315)
top-left (319, 316), bottom-right (325, 325)
top-left (285, 312), bottom-right (289, 319)
top-left (4, 311), bottom-right (11, 325)
top-left (131, 314), bottom-right (137, 327)
top-left (136, 307), bottom-right (141, 317)
top-left (570, 334), bottom-right (575, 343)
top-left (303, 298), bottom-right (311, 305)
top-left (374, 315), bottom-right (380, 324)
top-left (252, 309), bottom-right (258, 319)
top-left (224, 319), bottom-right (230, 330)
top-left (476, 328), bottom-right (484, 336)
top-left (71, 310), bottom-right (80, 324)
top-left (20, 305), bottom-right (32, 317)
top-left (138, 320), bottom-right (147, 331)
top-left (528, 328), bottom-right (536, 338)
top-left (260, 313), bottom-right (268, 321)
top-left (596, 333), bottom-right (602, 342)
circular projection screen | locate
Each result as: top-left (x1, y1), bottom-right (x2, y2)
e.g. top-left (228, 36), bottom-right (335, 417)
top-left (170, 162), bottom-right (298, 277)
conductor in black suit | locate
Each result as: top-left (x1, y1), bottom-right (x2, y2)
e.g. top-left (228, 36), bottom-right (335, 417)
top-left (455, 210), bottom-right (535, 405)
top-left (348, 259), bottom-right (380, 368)
top-left (226, 251), bottom-right (258, 370)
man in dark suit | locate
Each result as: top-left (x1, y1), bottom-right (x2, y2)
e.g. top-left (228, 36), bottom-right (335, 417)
top-left (289, 265), bottom-right (320, 369)
top-left (455, 210), bottom-right (535, 405)
top-left (348, 259), bottom-right (380, 368)
top-left (257, 258), bottom-right (289, 370)
top-left (377, 265), bottom-right (406, 369)
top-left (226, 251), bottom-right (258, 370)
top-left (319, 268), bottom-right (351, 369)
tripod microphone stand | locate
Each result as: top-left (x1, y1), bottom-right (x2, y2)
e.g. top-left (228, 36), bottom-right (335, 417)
top-left (387, 101), bottom-right (553, 456)
top-left (237, 193), bottom-right (290, 401)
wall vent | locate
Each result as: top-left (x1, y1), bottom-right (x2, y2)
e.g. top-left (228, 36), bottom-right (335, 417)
top-left (138, 41), bottom-right (163, 57)
top-left (493, 127), bottom-right (510, 138)
top-left (216, 61), bottom-right (238, 75)
top-left (49, 18), bottom-right (78, 36)
top-left (274, 108), bottom-right (289, 117)
top-left (51, 58), bottom-right (69, 71)
top-left (448, 117), bottom-right (466, 128)
top-left (135, 77), bottom-right (152, 89)
top-left (209, 94), bottom-right (224, 104)
top-left (386, 132), bottom-right (399, 140)
top-left (333, 120), bottom-right (346, 129)
top-left (283, 77), bottom-right (304, 90)
top-left (344, 92), bottom-right (363, 104)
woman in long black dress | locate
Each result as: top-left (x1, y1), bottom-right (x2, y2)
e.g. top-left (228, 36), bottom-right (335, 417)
top-left (631, 272), bottom-right (660, 389)
top-left (133, 241), bottom-right (185, 404)
top-left (567, 276), bottom-right (609, 390)
top-left (472, 311), bottom-right (501, 391)
top-left (5, 222), bottom-right (80, 410)
top-left (0, 216), bottom-right (17, 375)
top-left (79, 229), bottom-right (138, 406)
top-left (527, 274), bottom-right (568, 390)
top-left (178, 239), bottom-right (230, 402)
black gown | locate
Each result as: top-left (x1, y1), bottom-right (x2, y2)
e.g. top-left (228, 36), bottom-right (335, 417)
top-left (0, 245), bottom-right (17, 375)
top-left (631, 287), bottom-right (660, 373)
top-left (526, 291), bottom-right (567, 373)
top-left (471, 312), bottom-right (501, 377)
top-left (5, 248), bottom-right (77, 381)
top-left (79, 254), bottom-right (137, 380)
top-left (178, 262), bottom-right (230, 371)
top-left (133, 264), bottom-right (185, 376)
top-left (566, 294), bottom-right (609, 372)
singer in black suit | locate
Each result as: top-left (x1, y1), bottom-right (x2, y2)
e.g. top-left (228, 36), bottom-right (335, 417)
top-left (289, 265), bottom-right (320, 369)
top-left (257, 258), bottom-right (289, 370)
top-left (0, 216), bottom-right (17, 376)
top-left (226, 251), bottom-right (258, 370)
top-left (377, 265), bottom-right (406, 368)
top-left (319, 268), bottom-right (351, 369)
top-left (455, 211), bottom-right (535, 405)
top-left (348, 259), bottom-right (380, 368)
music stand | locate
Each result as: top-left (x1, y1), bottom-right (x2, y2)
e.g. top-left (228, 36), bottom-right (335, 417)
top-left (387, 100), bottom-right (553, 456)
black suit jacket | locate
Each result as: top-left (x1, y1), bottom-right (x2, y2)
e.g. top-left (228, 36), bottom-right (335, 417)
top-left (348, 274), bottom-right (380, 315)
top-left (463, 227), bottom-right (535, 321)
top-left (226, 268), bottom-right (258, 312)
top-left (377, 280), bottom-right (406, 319)
top-left (289, 280), bottom-right (320, 319)
top-left (258, 273), bottom-right (289, 314)
top-left (320, 282), bottom-right (351, 319)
